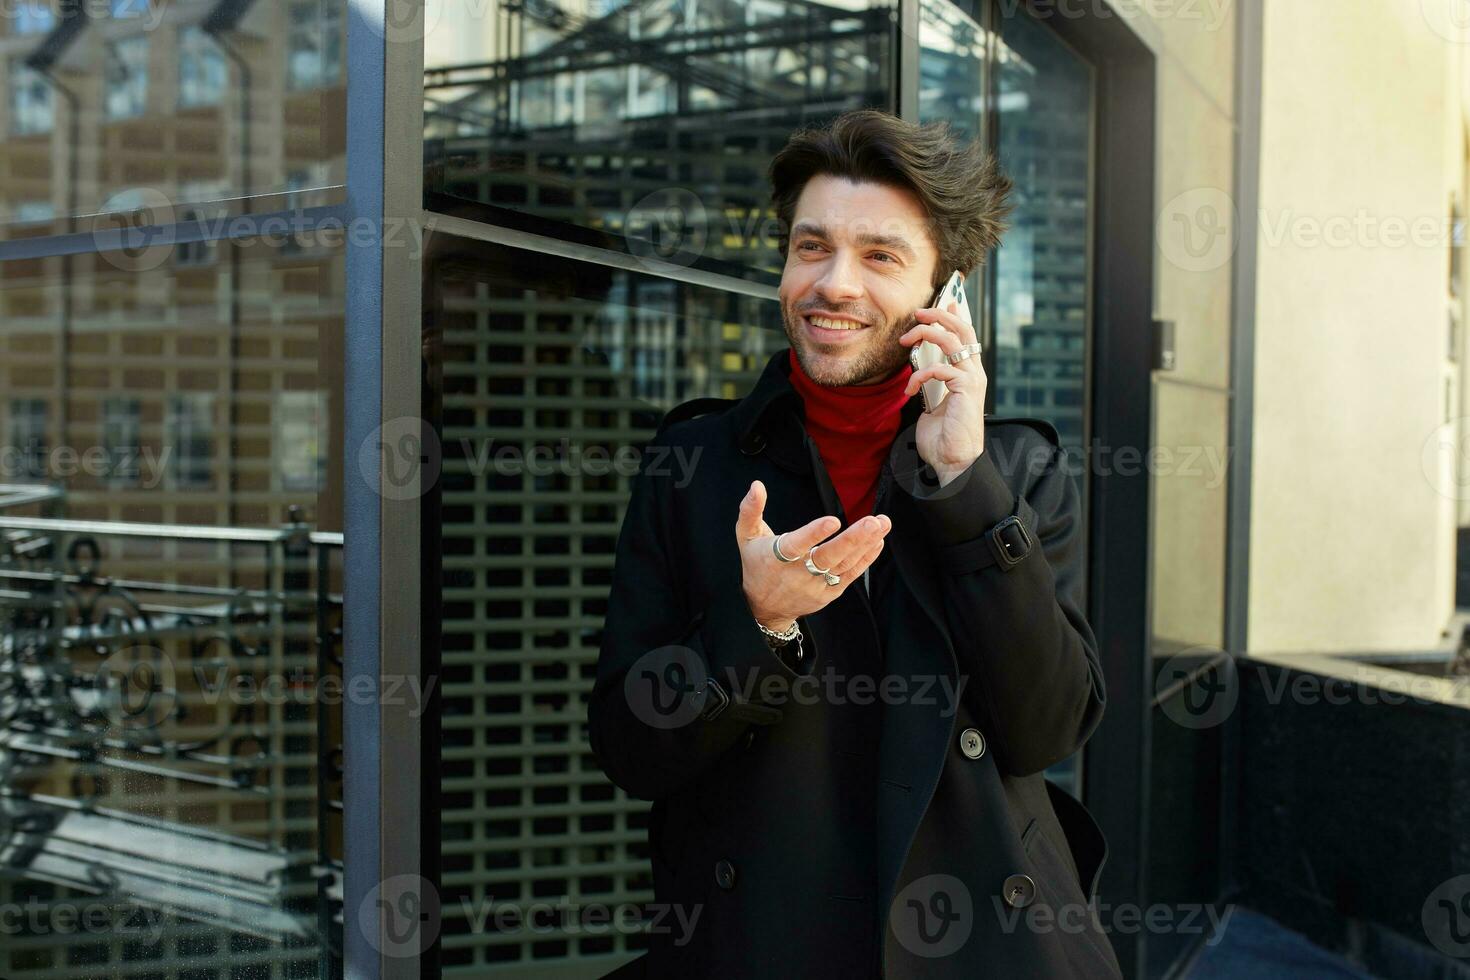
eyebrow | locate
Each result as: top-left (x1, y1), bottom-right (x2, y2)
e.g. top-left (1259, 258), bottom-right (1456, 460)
top-left (790, 220), bottom-right (919, 262)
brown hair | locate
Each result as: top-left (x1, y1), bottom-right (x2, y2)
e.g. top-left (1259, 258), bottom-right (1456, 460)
top-left (767, 109), bottom-right (1015, 292)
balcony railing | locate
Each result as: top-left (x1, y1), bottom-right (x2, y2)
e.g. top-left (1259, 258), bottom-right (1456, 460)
top-left (0, 485), bottom-right (344, 973)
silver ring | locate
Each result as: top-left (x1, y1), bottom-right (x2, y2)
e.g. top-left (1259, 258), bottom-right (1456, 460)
top-left (946, 343), bottom-right (983, 365)
top-left (804, 547), bottom-right (833, 577)
top-left (824, 572), bottom-right (841, 587)
top-left (772, 533), bottom-right (799, 563)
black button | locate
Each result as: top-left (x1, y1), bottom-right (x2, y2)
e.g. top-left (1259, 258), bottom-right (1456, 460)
top-left (715, 859), bottom-right (737, 890)
top-left (959, 728), bottom-right (986, 759)
top-left (1002, 873), bottom-right (1036, 908)
top-left (739, 431), bottom-right (767, 455)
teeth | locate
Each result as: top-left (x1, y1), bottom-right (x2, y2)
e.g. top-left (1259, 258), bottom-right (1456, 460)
top-left (809, 316), bottom-right (865, 330)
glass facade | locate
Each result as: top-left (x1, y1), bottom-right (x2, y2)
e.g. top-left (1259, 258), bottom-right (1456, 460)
top-left (0, 2), bottom-right (348, 977)
top-left (0, 0), bottom-right (1296, 977)
top-left (0, 0), bottom-right (345, 231)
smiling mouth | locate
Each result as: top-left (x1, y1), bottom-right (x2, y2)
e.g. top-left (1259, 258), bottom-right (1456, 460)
top-left (803, 314), bottom-right (868, 331)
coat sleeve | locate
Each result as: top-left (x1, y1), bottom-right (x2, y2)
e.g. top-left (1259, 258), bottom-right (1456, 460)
top-left (894, 430), bottom-right (1105, 776)
top-left (586, 431), bottom-right (822, 801)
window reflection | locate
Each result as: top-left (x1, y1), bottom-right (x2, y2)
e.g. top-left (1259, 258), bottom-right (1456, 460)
top-left (423, 230), bottom-right (783, 972)
top-left (991, 11), bottom-right (1092, 457)
top-left (423, 0), bottom-right (897, 279)
top-left (0, 0), bottom-right (346, 230)
top-left (0, 238), bottom-right (345, 978)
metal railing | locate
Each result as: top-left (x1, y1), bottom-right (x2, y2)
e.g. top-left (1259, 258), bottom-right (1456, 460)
top-left (0, 486), bottom-right (344, 978)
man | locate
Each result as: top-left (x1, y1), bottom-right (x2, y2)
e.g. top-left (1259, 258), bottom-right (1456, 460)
top-left (589, 109), bottom-right (1121, 979)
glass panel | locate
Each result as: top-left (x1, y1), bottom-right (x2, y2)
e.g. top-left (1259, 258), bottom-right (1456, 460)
top-left (423, 231), bottom-right (783, 975)
top-left (918, 0), bottom-right (987, 141)
top-left (987, 8), bottom-right (1094, 795)
top-left (422, 0), bottom-right (897, 280)
top-left (0, 0), bottom-right (346, 236)
top-left (991, 9), bottom-right (1092, 455)
top-left (0, 236), bottom-right (345, 977)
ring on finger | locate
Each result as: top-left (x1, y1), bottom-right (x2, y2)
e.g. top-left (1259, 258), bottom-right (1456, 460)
top-left (804, 547), bottom-right (833, 578)
top-left (946, 343), bottom-right (983, 365)
top-left (824, 572), bottom-right (840, 587)
top-left (772, 533), bottom-right (800, 563)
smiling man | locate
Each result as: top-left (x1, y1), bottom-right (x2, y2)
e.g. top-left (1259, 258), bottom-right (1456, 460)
top-left (589, 109), bottom-right (1120, 979)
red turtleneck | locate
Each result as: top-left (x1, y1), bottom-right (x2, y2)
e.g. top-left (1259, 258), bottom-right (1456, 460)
top-left (787, 347), bottom-right (914, 523)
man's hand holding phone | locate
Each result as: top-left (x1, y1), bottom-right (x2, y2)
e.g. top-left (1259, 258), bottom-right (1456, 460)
top-left (901, 269), bottom-right (989, 487)
top-left (734, 480), bottom-right (892, 633)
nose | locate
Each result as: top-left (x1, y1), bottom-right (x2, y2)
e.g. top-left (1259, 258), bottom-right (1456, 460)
top-left (813, 249), bottom-right (864, 304)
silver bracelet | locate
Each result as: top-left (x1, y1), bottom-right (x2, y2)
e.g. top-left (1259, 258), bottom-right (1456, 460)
top-left (755, 618), bottom-right (802, 655)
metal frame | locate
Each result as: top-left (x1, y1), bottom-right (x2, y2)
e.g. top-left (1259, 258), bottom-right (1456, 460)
top-left (1021, 6), bottom-right (1157, 980)
top-left (343, 2), bottom-right (426, 978)
top-left (1221, 0), bottom-right (1265, 924)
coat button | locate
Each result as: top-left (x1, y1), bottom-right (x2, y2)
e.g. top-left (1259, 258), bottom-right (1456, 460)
top-left (739, 431), bottom-right (767, 455)
top-left (1002, 873), bottom-right (1036, 908)
top-left (958, 728), bottom-right (986, 759)
top-left (714, 859), bottom-right (737, 890)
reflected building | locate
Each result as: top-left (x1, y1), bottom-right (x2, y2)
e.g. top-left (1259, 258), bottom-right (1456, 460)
top-left (1, 1), bottom-right (346, 977)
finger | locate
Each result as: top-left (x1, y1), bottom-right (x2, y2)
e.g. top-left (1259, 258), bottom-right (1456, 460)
top-left (829, 528), bottom-right (888, 577)
top-left (833, 537), bottom-right (886, 580)
top-left (897, 322), bottom-right (962, 357)
top-left (777, 512), bottom-right (843, 556)
top-left (913, 305), bottom-right (978, 346)
top-left (809, 514), bottom-right (891, 571)
top-left (903, 362), bottom-right (975, 398)
top-left (735, 480), bottom-right (767, 543)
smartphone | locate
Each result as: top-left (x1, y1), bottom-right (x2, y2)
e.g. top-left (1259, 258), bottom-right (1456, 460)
top-left (910, 269), bottom-right (972, 413)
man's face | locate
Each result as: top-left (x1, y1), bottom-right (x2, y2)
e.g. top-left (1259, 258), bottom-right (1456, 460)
top-left (778, 175), bottom-right (941, 387)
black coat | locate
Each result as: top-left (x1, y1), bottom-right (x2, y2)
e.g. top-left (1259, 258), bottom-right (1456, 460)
top-left (589, 349), bottom-right (1122, 979)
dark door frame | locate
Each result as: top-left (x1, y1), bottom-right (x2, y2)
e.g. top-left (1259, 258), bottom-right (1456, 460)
top-left (900, 1), bottom-right (1160, 975)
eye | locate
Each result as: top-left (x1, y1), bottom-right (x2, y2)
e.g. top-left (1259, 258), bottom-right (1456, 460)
top-left (871, 252), bottom-right (896, 263)
top-left (798, 241), bottom-right (824, 252)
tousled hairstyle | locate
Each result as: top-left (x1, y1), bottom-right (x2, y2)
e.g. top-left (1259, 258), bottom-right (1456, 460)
top-left (767, 109), bottom-right (1015, 292)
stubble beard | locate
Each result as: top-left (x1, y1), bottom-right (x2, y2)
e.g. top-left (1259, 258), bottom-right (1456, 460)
top-left (783, 302), bottom-right (913, 388)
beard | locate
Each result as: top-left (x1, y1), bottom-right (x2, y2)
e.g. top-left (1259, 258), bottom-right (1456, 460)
top-left (781, 298), bottom-right (914, 388)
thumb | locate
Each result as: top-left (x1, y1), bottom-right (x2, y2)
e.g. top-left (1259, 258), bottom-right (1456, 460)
top-left (735, 480), bottom-right (767, 542)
